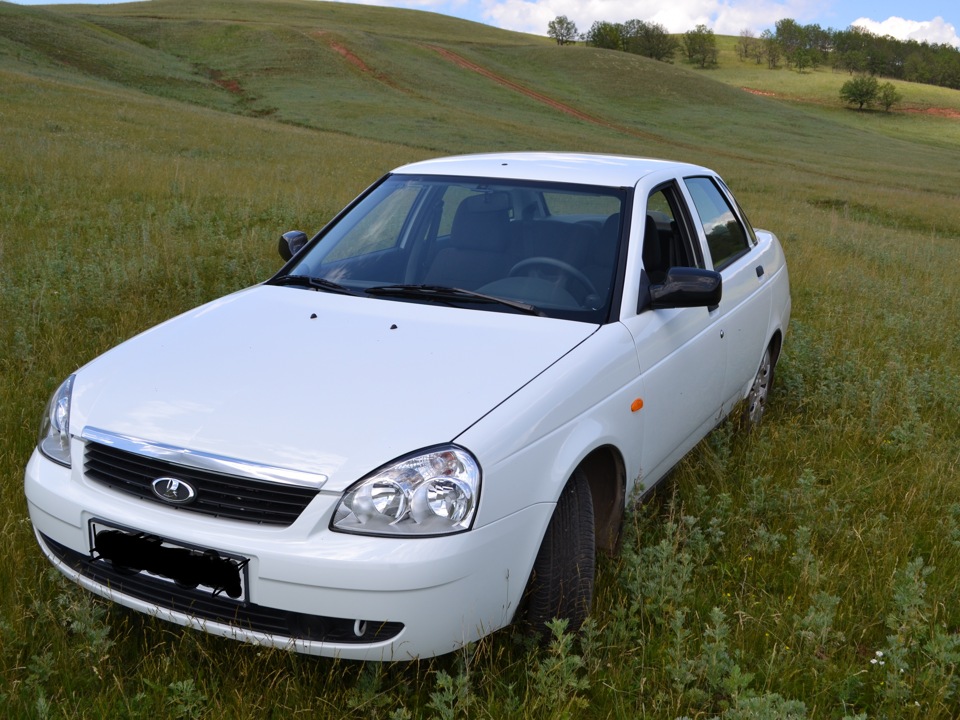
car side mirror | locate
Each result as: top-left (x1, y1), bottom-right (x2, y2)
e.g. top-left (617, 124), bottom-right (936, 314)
top-left (649, 267), bottom-right (722, 309)
top-left (278, 230), bottom-right (309, 262)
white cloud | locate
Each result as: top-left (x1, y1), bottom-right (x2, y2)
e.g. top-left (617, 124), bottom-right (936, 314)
top-left (851, 16), bottom-right (960, 48)
top-left (481, 0), bottom-right (554, 34)
top-left (328, 0), bottom-right (960, 48)
top-left (477, 0), bottom-right (830, 36)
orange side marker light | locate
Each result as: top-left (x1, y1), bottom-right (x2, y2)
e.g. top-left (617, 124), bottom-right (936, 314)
top-left (631, 398), bottom-right (644, 412)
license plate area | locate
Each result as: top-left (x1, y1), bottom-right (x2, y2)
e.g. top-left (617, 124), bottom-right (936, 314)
top-left (89, 520), bottom-right (249, 602)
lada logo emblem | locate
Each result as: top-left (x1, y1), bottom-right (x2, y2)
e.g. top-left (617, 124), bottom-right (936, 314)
top-left (151, 477), bottom-right (197, 505)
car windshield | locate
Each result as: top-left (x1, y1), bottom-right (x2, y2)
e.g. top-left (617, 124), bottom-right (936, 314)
top-left (284, 175), bottom-right (627, 323)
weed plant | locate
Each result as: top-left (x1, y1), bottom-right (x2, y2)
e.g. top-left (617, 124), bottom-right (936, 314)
top-left (2, 1), bottom-right (960, 717)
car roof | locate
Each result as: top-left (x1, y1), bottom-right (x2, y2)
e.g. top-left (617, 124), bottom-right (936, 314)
top-left (391, 152), bottom-right (713, 188)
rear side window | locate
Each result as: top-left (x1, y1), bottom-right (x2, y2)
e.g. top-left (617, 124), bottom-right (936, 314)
top-left (684, 177), bottom-right (750, 271)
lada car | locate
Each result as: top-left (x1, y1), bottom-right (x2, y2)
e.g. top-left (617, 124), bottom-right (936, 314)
top-left (25, 152), bottom-right (791, 660)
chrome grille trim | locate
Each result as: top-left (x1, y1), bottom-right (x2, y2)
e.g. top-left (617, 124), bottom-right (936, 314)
top-left (82, 428), bottom-right (324, 526)
top-left (82, 427), bottom-right (327, 489)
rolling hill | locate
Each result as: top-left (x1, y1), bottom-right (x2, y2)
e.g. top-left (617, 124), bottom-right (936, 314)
top-left (0, 4), bottom-right (953, 150)
top-left (3, 0), bottom-right (958, 232)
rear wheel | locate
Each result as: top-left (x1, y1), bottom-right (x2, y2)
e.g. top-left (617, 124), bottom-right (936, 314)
top-left (522, 468), bottom-right (595, 638)
top-left (743, 344), bottom-right (775, 428)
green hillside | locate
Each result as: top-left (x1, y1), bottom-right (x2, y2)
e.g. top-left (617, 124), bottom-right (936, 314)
top-left (3, 0), bottom-right (957, 228)
top-left (3, 1), bottom-right (960, 717)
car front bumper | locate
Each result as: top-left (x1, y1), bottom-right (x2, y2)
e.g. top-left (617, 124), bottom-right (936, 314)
top-left (24, 448), bottom-right (552, 661)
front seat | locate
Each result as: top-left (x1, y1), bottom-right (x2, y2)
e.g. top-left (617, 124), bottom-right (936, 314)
top-left (424, 192), bottom-right (513, 289)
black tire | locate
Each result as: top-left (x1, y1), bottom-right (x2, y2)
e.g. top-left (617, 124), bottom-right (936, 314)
top-left (522, 467), bottom-right (595, 638)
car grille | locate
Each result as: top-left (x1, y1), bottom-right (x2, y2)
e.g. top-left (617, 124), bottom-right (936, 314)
top-left (41, 533), bottom-right (404, 646)
top-left (84, 441), bottom-right (319, 526)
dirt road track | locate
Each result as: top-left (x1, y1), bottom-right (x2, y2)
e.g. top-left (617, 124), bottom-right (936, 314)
top-left (427, 45), bottom-right (605, 125)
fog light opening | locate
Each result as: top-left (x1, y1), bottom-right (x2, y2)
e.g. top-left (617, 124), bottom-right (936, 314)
top-left (353, 619), bottom-right (368, 637)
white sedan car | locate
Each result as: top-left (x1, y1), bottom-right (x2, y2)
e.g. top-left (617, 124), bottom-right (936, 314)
top-left (25, 152), bottom-right (790, 661)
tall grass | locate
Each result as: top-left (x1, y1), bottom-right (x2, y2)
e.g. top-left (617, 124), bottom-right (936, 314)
top-left (2, 2), bottom-right (960, 717)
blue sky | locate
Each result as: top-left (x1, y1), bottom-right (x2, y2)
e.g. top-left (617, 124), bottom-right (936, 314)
top-left (12, 0), bottom-right (960, 47)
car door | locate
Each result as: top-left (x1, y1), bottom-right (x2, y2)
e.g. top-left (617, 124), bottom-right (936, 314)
top-left (682, 176), bottom-right (772, 414)
top-left (620, 181), bottom-right (725, 488)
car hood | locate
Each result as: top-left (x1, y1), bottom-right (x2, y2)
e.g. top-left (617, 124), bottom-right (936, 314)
top-left (70, 285), bottom-right (596, 491)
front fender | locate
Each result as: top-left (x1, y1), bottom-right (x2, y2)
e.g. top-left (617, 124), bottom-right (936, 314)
top-left (457, 323), bottom-right (643, 527)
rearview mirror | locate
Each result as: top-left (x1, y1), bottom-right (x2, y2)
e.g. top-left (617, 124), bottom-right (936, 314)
top-left (278, 230), bottom-right (309, 262)
top-left (649, 267), bottom-right (722, 309)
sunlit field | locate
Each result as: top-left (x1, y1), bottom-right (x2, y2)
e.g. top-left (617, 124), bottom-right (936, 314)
top-left (2, 1), bottom-right (960, 716)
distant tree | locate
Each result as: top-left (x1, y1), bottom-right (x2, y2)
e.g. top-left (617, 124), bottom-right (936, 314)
top-left (793, 47), bottom-right (813, 73)
top-left (832, 25), bottom-right (871, 74)
top-left (737, 29), bottom-right (758, 62)
top-left (585, 20), bottom-right (623, 51)
top-left (805, 23), bottom-right (833, 66)
top-left (620, 19), bottom-right (642, 47)
top-left (865, 36), bottom-right (894, 76)
top-left (683, 24), bottom-right (718, 68)
top-left (622, 19), bottom-right (678, 62)
top-left (774, 18), bottom-right (805, 67)
top-left (761, 29), bottom-right (780, 68)
top-left (547, 15), bottom-right (578, 45)
top-left (644, 23), bottom-right (680, 62)
top-left (619, 18), bottom-right (642, 54)
top-left (840, 75), bottom-right (879, 110)
top-left (748, 16), bottom-right (960, 91)
top-left (834, 48), bottom-right (868, 74)
top-left (831, 26), bottom-right (960, 90)
top-left (877, 81), bottom-right (902, 111)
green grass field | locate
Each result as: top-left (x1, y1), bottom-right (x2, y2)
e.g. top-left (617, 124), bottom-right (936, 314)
top-left (2, 1), bottom-right (960, 717)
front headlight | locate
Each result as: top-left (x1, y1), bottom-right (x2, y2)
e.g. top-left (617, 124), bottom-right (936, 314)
top-left (332, 446), bottom-right (480, 536)
top-left (38, 375), bottom-right (75, 467)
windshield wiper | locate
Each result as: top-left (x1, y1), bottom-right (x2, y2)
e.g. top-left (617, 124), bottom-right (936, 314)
top-left (365, 284), bottom-right (543, 316)
top-left (270, 275), bottom-right (362, 296)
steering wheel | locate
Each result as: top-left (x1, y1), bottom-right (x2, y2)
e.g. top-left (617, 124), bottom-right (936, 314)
top-left (508, 257), bottom-right (599, 299)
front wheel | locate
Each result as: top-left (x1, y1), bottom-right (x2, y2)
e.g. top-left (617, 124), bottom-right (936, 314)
top-left (522, 468), bottom-right (595, 638)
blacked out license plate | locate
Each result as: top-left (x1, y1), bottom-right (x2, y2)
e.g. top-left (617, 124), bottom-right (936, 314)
top-left (89, 520), bottom-right (249, 601)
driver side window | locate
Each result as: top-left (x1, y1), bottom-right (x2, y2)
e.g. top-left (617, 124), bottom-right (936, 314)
top-left (643, 186), bottom-right (700, 284)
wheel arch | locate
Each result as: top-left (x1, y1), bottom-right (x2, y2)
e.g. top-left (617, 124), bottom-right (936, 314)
top-left (768, 328), bottom-right (784, 366)
top-left (576, 445), bottom-right (626, 555)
